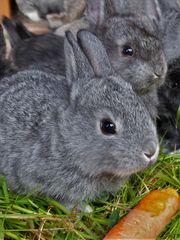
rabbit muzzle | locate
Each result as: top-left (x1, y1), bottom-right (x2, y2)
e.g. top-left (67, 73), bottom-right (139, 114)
top-left (143, 142), bottom-right (159, 166)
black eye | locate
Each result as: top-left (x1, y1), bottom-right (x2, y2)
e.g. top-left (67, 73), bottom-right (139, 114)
top-left (122, 45), bottom-right (133, 56)
top-left (100, 118), bottom-right (116, 135)
top-left (171, 81), bottom-right (180, 89)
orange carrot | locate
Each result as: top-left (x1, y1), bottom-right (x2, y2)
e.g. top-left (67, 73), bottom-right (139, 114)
top-left (104, 188), bottom-right (179, 240)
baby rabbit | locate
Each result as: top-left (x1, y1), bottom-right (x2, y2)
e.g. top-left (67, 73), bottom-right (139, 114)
top-left (0, 30), bottom-right (159, 208)
top-left (2, 16), bottom-right (65, 75)
top-left (56, 0), bottom-right (167, 119)
top-left (15, 0), bottom-right (85, 28)
top-left (86, 0), bottom-right (167, 118)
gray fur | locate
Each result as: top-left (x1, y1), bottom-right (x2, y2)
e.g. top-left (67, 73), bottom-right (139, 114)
top-left (157, 0), bottom-right (180, 62)
top-left (0, 30), bottom-right (158, 207)
top-left (57, 0), bottom-right (167, 120)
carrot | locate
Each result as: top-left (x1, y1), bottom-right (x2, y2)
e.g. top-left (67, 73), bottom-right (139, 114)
top-left (104, 188), bottom-right (179, 240)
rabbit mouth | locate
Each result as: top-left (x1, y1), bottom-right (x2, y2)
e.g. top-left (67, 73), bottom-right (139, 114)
top-left (97, 166), bottom-right (145, 179)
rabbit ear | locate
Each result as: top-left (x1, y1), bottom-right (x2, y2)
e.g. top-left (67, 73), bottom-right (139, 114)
top-left (14, 20), bottom-right (34, 39)
top-left (144, 0), bottom-right (162, 24)
top-left (77, 30), bottom-right (113, 78)
top-left (0, 25), bottom-right (6, 58)
top-left (2, 16), bottom-right (21, 48)
top-left (105, 0), bottom-right (127, 15)
top-left (64, 31), bottom-right (93, 86)
top-left (85, 0), bottom-right (105, 28)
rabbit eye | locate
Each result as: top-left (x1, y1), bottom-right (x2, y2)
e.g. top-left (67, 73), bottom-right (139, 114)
top-left (100, 119), bottom-right (116, 135)
top-left (122, 45), bottom-right (133, 56)
top-left (171, 82), bottom-right (180, 89)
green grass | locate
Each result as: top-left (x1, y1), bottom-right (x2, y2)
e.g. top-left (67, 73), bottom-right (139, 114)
top-left (176, 105), bottom-right (180, 129)
top-left (0, 152), bottom-right (179, 240)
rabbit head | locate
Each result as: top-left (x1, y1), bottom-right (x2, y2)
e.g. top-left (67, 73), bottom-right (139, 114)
top-left (84, 0), bottom-right (167, 95)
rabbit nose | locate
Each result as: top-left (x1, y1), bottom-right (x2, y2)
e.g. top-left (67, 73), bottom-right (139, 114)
top-left (143, 141), bottom-right (159, 164)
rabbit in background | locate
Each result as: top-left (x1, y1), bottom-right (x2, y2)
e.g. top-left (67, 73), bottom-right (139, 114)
top-left (82, 0), bottom-right (167, 120)
top-left (2, 16), bottom-right (65, 76)
top-left (15, 0), bottom-right (85, 28)
top-left (0, 30), bottom-right (159, 208)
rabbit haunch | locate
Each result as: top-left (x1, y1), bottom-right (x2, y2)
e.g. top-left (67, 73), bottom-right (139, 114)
top-left (0, 30), bottom-right (159, 207)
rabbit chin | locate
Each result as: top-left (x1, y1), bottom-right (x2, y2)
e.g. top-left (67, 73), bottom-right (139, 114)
top-left (98, 164), bottom-right (151, 180)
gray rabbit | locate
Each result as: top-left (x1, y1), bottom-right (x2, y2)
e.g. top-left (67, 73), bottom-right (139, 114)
top-left (55, 0), bottom-right (167, 120)
top-left (0, 30), bottom-right (159, 208)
